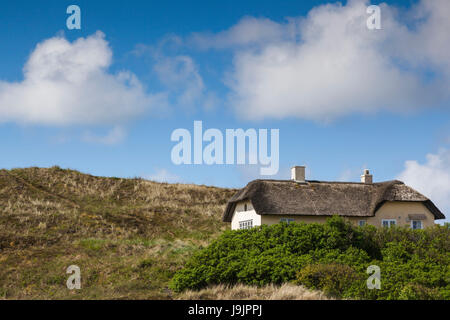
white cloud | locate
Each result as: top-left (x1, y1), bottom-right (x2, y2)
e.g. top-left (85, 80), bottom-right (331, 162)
top-left (390, 0), bottom-right (450, 78)
top-left (0, 31), bottom-right (167, 126)
top-left (144, 168), bottom-right (182, 183)
top-left (82, 126), bottom-right (126, 145)
top-left (134, 40), bottom-right (217, 112)
top-left (191, 0), bottom-right (450, 121)
top-left (397, 149), bottom-right (450, 220)
top-left (189, 16), bottom-right (289, 50)
top-left (153, 55), bottom-right (213, 110)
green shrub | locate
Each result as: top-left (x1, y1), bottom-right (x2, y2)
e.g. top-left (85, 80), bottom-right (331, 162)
top-left (399, 283), bottom-right (443, 300)
top-left (237, 246), bottom-right (302, 286)
top-left (296, 263), bottom-right (361, 297)
top-left (169, 217), bottom-right (450, 300)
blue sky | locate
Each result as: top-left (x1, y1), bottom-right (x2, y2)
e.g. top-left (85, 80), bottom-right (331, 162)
top-left (0, 0), bottom-right (449, 219)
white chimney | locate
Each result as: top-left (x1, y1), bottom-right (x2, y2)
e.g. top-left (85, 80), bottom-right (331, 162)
top-left (291, 166), bottom-right (306, 183)
top-left (361, 169), bottom-right (373, 184)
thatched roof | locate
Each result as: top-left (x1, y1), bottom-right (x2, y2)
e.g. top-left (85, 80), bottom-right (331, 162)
top-left (222, 179), bottom-right (445, 222)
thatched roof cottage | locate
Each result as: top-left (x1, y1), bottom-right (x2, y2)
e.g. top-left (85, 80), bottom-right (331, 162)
top-left (223, 166), bottom-right (445, 230)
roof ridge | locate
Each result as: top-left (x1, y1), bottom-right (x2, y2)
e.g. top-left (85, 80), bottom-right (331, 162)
top-left (247, 179), bottom-right (404, 185)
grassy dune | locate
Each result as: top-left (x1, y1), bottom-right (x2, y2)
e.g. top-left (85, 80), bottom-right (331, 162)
top-left (0, 166), bottom-right (236, 299)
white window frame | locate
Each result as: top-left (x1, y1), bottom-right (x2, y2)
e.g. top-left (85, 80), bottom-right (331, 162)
top-left (382, 219), bottom-right (396, 228)
top-left (239, 219), bottom-right (253, 230)
top-left (358, 220), bottom-right (367, 227)
top-left (411, 220), bottom-right (423, 230)
top-left (280, 218), bottom-right (295, 224)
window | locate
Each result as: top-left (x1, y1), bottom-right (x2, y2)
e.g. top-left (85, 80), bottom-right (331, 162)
top-left (280, 218), bottom-right (295, 224)
top-left (358, 220), bottom-right (366, 227)
top-left (411, 220), bottom-right (423, 230)
top-left (382, 219), bottom-right (396, 228)
top-left (239, 219), bottom-right (253, 230)
top-left (244, 203), bottom-right (248, 211)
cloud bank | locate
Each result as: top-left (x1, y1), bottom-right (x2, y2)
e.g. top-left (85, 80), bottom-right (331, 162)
top-left (192, 0), bottom-right (450, 121)
top-left (0, 31), bottom-right (166, 126)
top-left (397, 149), bottom-right (450, 220)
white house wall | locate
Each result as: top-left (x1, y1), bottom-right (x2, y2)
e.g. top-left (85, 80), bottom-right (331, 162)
top-left (231, 200), bottom-right (261, 230)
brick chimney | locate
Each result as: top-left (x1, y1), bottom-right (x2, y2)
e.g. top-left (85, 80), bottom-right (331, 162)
top-left (291, 166), bottom-right (306, 183)
top-left (361, 169), bottom-right (373, 184)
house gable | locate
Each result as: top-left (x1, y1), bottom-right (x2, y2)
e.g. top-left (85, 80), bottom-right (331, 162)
top-left (369, 201), bottom-right (436, 228)
top-left (230, 200), bottom-right (261, 230)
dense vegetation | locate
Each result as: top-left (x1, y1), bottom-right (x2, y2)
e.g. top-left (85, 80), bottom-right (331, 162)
top-left (0, 167), bottom-right (236, 299)
top-left (170, 216), bottom-right (450, 300)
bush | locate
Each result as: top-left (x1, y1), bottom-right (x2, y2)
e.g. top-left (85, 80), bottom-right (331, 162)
top-left (295, 263), bottom-right (361, 297)
top-left (399, 283), bottom-right (443, 300)
top-left (169, 217), bottom-right (450, 300)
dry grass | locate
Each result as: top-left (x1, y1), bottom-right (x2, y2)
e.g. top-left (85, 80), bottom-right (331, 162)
top-left (0, 166), bottom-right (236, 299)
top-left (178, 283), bottom-right (332, 300)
